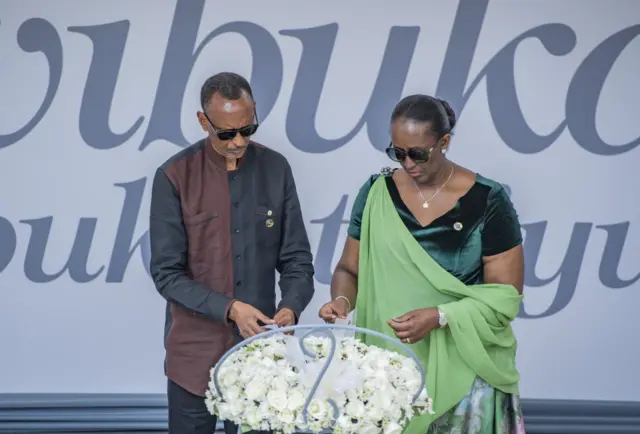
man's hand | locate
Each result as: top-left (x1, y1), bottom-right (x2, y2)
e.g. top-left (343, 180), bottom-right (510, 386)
top-left (228, 301), bottom-right (275, 339)
top-left (387, 308), bottom-right (440, 344)
top-left (274, 308), bottom-right (296, 333)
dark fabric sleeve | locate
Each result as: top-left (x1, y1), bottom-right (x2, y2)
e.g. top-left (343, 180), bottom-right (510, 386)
top-left (276, 162), bottom-right (315, 320)
top-left (481, 184), bottom-right (523, 257)
top-left (347, 174), bottom-right (380, 241)
top-left (149, 168), bottom-right (233, 323)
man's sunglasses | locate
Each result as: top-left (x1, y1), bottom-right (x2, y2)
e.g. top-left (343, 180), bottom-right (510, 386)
top-left (385, 143), bottom-right (435, 164)
top-left (203, 108), bottom-right (259, 141)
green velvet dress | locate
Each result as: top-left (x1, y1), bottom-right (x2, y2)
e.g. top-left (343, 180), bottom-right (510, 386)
top-left (348, 170), bottom-right (526, 434)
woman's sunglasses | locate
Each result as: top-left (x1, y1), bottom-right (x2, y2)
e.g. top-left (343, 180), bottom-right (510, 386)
top-left (385, 143), bottom-right (435, 164)
top-left (202, 108), bottom-right (260, 141)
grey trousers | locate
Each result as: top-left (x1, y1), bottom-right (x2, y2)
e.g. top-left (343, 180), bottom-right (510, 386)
top-left (167, 379), bottom-right (271, 434)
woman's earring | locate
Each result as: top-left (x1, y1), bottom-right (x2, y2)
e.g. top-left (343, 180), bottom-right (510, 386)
top-left (441, 148), bottom-right (447, 154)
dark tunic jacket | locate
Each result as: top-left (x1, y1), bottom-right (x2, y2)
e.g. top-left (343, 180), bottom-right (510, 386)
top-left (149, 139), bottom-right (315, 396)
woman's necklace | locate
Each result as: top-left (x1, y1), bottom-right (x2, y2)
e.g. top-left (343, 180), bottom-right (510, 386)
top-left (413, 163), bottom-right (454, 209)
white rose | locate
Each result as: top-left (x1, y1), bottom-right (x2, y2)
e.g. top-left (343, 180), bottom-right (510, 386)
top-left (402, 375), bottom-right (421, 392)
top-left (335, 414), bottom-right (351, 430)
top-left (387, 401), bottom-right (403, 421)
top-left (374, 368), bottom-right (390, 381)
top-left (204, 397), bottom-right (215, 415)
top-left (360, 422), bottom-right (381, 434)
top-left (278, 408), bottom-right (295, 425)
top-left (400, 356), bottom-right (418, 370)
top-left (345, 399), bottom-right (366, 420)
top-left (366, 347), bottom-right (382, 359)
top-left (220, 371), bottom-right (237, 388)
top-left (359, 364), bottom-right (376, 378)
top-left (346, 388), bottom-right (361, 403)
top-left (295, 411), bottom-right (309, 430)
top-left (249, 349), bottom-right (264, 359)
top-left (369, 390), bottom-right (393, 409)
top-left (243, 404), bottom-right (262, 429)
top-left (216, 402), bottom-right (231, 420)
top-left (245, 378), bottom-right (268, 401)
top-left (287, 388), bottom-right (306, 411)
top-left (260, 357), bottom-right (277, 369)
top-left (364, 375), bottom-right (388, 391)
top-left (282, 369), bottom-right (298, 384)
top-left (308, 420), bottom-right (325, 433)
top-left (384, 421), bottom-right (404, 434)
top-left (304, 336), bottom-right (330, 358)
top-left (281, 424), bottom-right (296, 434)
top-left (333, 393), bottom-right (347, 409)
top-left (256, 402), bottom-right (271, 417)
top-left (239, 368), bottom-right (256, 384)
top-left (341, 345), bottom-right (360, 361)
top-left (273, 377), bottom-right (289, 392)
top-left (365, 403), bottom-right (385, 423)
top-left (307, 399), bottom-right (329, 422)
top-left (263, 342), bottom-right (285, 358)
top-left (228, 398), bottom-right (245, 417)
top-left (223, 385), bottom-right (241, 402)
top-left (242, 355), bottom-right (256, 365)
top-left (267, 389), bottom-right (289, 412)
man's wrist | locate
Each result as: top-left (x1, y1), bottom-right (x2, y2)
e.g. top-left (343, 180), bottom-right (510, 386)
top-left (277, 306), bottom-right (298, 322)
top-left (227, 300), bottom-right (239, 322)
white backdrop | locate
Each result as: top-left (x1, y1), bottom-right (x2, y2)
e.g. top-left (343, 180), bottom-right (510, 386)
top-left (1, 0), bottom-right (639, 401)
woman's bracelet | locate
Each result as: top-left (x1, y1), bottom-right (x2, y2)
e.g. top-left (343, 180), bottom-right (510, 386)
top-left (334, 295), bottom-right (351, 312)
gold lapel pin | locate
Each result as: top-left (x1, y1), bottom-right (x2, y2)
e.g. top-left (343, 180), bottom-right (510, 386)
top-left (265, 219), bottom-right (275, 228)
top-left (267, 210), bottom-right (273, 216)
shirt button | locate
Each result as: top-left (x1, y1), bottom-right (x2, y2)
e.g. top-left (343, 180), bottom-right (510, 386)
top-left (234, 228), bottom-right (240, 233)
top-left (235, 255), bottom-right (241, 260)
top-left (234, 202), bottom-right (240, 208)
top-left (231, 175), bottom-right (237, 181)
top-left (236, 281), bottom-right (242, 286)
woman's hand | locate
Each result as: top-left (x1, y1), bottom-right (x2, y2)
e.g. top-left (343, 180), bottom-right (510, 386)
top-left (387, 308), bottom-right (440, 344)
top-left (318, 298), bottom-right (350, 323)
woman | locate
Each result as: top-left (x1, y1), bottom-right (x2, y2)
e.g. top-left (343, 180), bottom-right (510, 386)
top-left (318, 94), bottom-right (526, 433)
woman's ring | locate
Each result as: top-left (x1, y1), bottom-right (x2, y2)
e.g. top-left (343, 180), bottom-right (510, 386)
top-left (404, 338), bottom-right (411, 344)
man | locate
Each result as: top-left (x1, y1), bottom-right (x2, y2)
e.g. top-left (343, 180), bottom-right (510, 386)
top-left (149, 72), bottom-right (315, 434)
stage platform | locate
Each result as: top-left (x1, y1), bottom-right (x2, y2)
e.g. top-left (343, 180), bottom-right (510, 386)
top-left (1, 395), bottom-right (640, 433)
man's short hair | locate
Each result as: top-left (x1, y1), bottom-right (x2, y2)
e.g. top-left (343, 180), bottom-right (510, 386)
top-left (200, 72), bottom-right (253, 109)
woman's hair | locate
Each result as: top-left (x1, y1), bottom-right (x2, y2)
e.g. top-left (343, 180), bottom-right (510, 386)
top-left (391, 94), bottom-right (456, 138)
